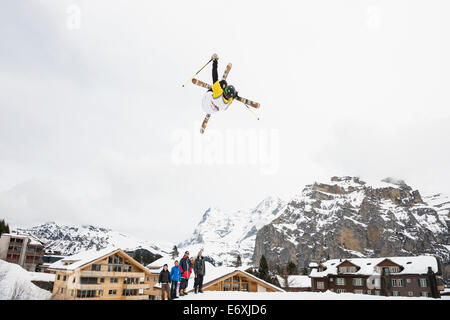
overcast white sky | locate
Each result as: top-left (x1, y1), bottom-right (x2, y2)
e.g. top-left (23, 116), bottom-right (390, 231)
top-left (1, 1), bottom-right (449, 244)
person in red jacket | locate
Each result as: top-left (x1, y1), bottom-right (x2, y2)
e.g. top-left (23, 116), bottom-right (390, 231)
top-left (179, 251), bottom-right (193, 296)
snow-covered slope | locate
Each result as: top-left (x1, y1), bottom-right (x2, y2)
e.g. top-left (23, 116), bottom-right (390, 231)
top-left (179, 196), bottom-right (286, 266)
top-left (0, 260), bottom-right (52, 300)
top-left (14, 222), bottom-right (168, 256)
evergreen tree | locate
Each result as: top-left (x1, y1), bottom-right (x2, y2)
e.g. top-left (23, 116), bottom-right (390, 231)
top-left (258, 255), bottom-right (270, 282)
top-left (171, 245), bottom-right (179, 259)
top-left (286, 261), bottom-right (298, 275)
top-left (301, 267), bottom-right (308, 275)
top-left (0, 219), bottom-right (10, 236)
top-left (234, 254), bottom-right (242, 267)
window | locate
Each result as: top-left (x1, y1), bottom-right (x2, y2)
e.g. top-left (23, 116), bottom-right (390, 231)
top-left (336, 278), bottom-right (346, 286)
top-left (392, 291), bottom-right (400, 296)
top-left (408, 291), bottom-right (414, 297)
top-left (353, 278), bottom-right (363, 286)
top-left (123, 289), bottom-right (138, 296)
top-left (419, 279), bottom-right (428, 288)
top-left (374, 290), bottom-right (380, 296)
top-left (354, 289), bottom-right (364, 294)
top-left (109, 290), bottom-right (117, 295)
top-left (110, 278), bottom-right (118, 283)
top-left (60, 288), bottom-right (64, 294)
top-left (63, 276), bottom-right (67, 281)
top-left (77, 290), bottom-right (96, 298)
top-left (407, 278), bottom-right (411, 284)
top-left (317, 281), bottom-right (324, 290)
top-left (241, 282), bottom-right (249, 292)
top-left (57, 275), bottom-right (61, 280)
top-left (389, 266), bottom-right (400, 273)
top-left (420, 292), bottom-right (429, 297)
top-left (91, 264), bottom-right (101, 271)
top-left (336, 289), bottom-right (346, 293)
top-left (98, 290), bottom-right (103, 296)
top-left (367, 290), bottom-right (371, 295)
top-left (223, 278), bottom-right (232, 291)
top-left (80, 277), bottom-right (98, 284)
top-left (100, 278), bottom-right (104, 283)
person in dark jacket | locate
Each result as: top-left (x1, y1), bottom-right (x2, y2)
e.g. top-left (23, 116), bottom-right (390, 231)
top-left (194, 251), bottom-right (206, 293)
top-left (179, 251), bottom-right (193, 296)
top-left (170, 260), bottom-right (181, 299)
top-left (158, 264), bottom-right (171, 300)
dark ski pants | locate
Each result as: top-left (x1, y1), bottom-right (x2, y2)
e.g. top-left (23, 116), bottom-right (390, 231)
top-left (161, 283), bottom-right (170, 300)
top-left (171, 281), bottom-right (178, 298)
top-left (194, 275), bottom-right (204, 291)
top-left (180, 277), bottom-right (189, 290)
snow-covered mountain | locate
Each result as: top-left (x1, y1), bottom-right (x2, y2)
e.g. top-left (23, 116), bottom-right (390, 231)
top-left (254, 176), bottom-right (450, 275)
top-left (179, 196), bottom-right (286, 266)
top-left (14, 222), bottom-right (168, 256)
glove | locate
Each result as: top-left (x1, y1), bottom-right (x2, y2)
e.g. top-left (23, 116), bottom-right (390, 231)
top-left (211, 53), bottom-right (219, 61)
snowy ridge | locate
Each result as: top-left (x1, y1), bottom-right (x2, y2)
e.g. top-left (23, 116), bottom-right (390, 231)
top-left (179, 196), bottom-right (286, 266)
top-left (14, 222), bottom-right (168, 256)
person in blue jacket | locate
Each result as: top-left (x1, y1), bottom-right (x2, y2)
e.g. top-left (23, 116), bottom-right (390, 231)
top-left (170, 260), bottom-right (181, 299)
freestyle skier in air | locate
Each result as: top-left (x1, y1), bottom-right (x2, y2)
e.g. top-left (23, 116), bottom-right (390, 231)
top-left (201, 53), bottom-right (238, 115)
top-left (185, 53), bottom-right (260, 134)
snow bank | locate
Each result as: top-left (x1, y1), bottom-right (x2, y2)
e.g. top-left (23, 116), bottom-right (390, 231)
top-left (178, 290), bottom-right (449, 300)
top-left (0, 260), bottom-right (52, 300)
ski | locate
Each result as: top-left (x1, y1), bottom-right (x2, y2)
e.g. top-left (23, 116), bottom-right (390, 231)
top-left (222, 63), bottom-right (232, 80)
top-left (236, 96), bottom-right (260, 109)
top-left (200, 114), bottom-right (211, 134)
top-left (192, 78), bottom-right (211, 89)
top-left (192, 78), bottom-right (260, 108)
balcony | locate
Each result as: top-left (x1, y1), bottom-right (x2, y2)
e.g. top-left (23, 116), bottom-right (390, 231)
top-left (80, 270), bottom-right (145, 278)
top-left (124, 283), bottom-right (150, 290)
top-left (123, 295), bottom-right (149, 300)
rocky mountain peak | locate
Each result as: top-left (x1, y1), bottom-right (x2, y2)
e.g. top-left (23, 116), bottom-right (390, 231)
top-left (253, 177), bottom-right (449, 277)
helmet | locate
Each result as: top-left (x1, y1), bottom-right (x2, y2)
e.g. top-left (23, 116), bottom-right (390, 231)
top-left (219, 80), bottom-right (227, 89)
top-left (223, 85), bottom-right (237, 99)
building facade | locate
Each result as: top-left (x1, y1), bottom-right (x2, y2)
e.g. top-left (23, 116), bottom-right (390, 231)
top-left (0, 233), bottom-right (44, 271)
top-left (309, 256), bottom-right (441, 298)
top-left (49, 248), bottom-right (155, 300)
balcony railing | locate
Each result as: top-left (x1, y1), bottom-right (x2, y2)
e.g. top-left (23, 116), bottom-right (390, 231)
top-left (80, 270), bottom-right (145, 278)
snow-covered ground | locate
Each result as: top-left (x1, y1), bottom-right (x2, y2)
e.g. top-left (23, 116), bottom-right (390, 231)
top-left (0, 260), bottom-right (52, 300)
top-left (178, 290), bottom-right (450, 300)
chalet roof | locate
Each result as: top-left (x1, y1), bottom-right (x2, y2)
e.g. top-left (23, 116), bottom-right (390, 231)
top-left (48, 247), bottom-right (149, 273)
top-left (309, 255), bottom-right (439, 278)
top-left (275, 275), bottom-right (311, 288)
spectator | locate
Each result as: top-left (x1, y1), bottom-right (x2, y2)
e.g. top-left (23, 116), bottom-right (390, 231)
top-left (194, 251), bottom-right (206, 293)
top-left (158, 264), bottom-right (171, 300)
top-left (179, 251), bottom-right (193, 296)
top-left (170, 260), bottom-right (181, 299)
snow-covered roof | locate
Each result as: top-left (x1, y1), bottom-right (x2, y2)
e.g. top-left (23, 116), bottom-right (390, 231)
top-left (29, 272), bottom-right (56, 282)
top-left (308, 262), bottom-right (318, 267)
top-left (147, 256), bottom-right (177, 269)
top-left (276, 275), bottom-right (311, 288)
top-left (309, 256), bottom-right (439, 278)
top-left (154, 263), bottom-right (284, 293)
top-left (1, 233), bottom-right (43, 246)
top-left (48, 247), bottom-right (147, 272)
